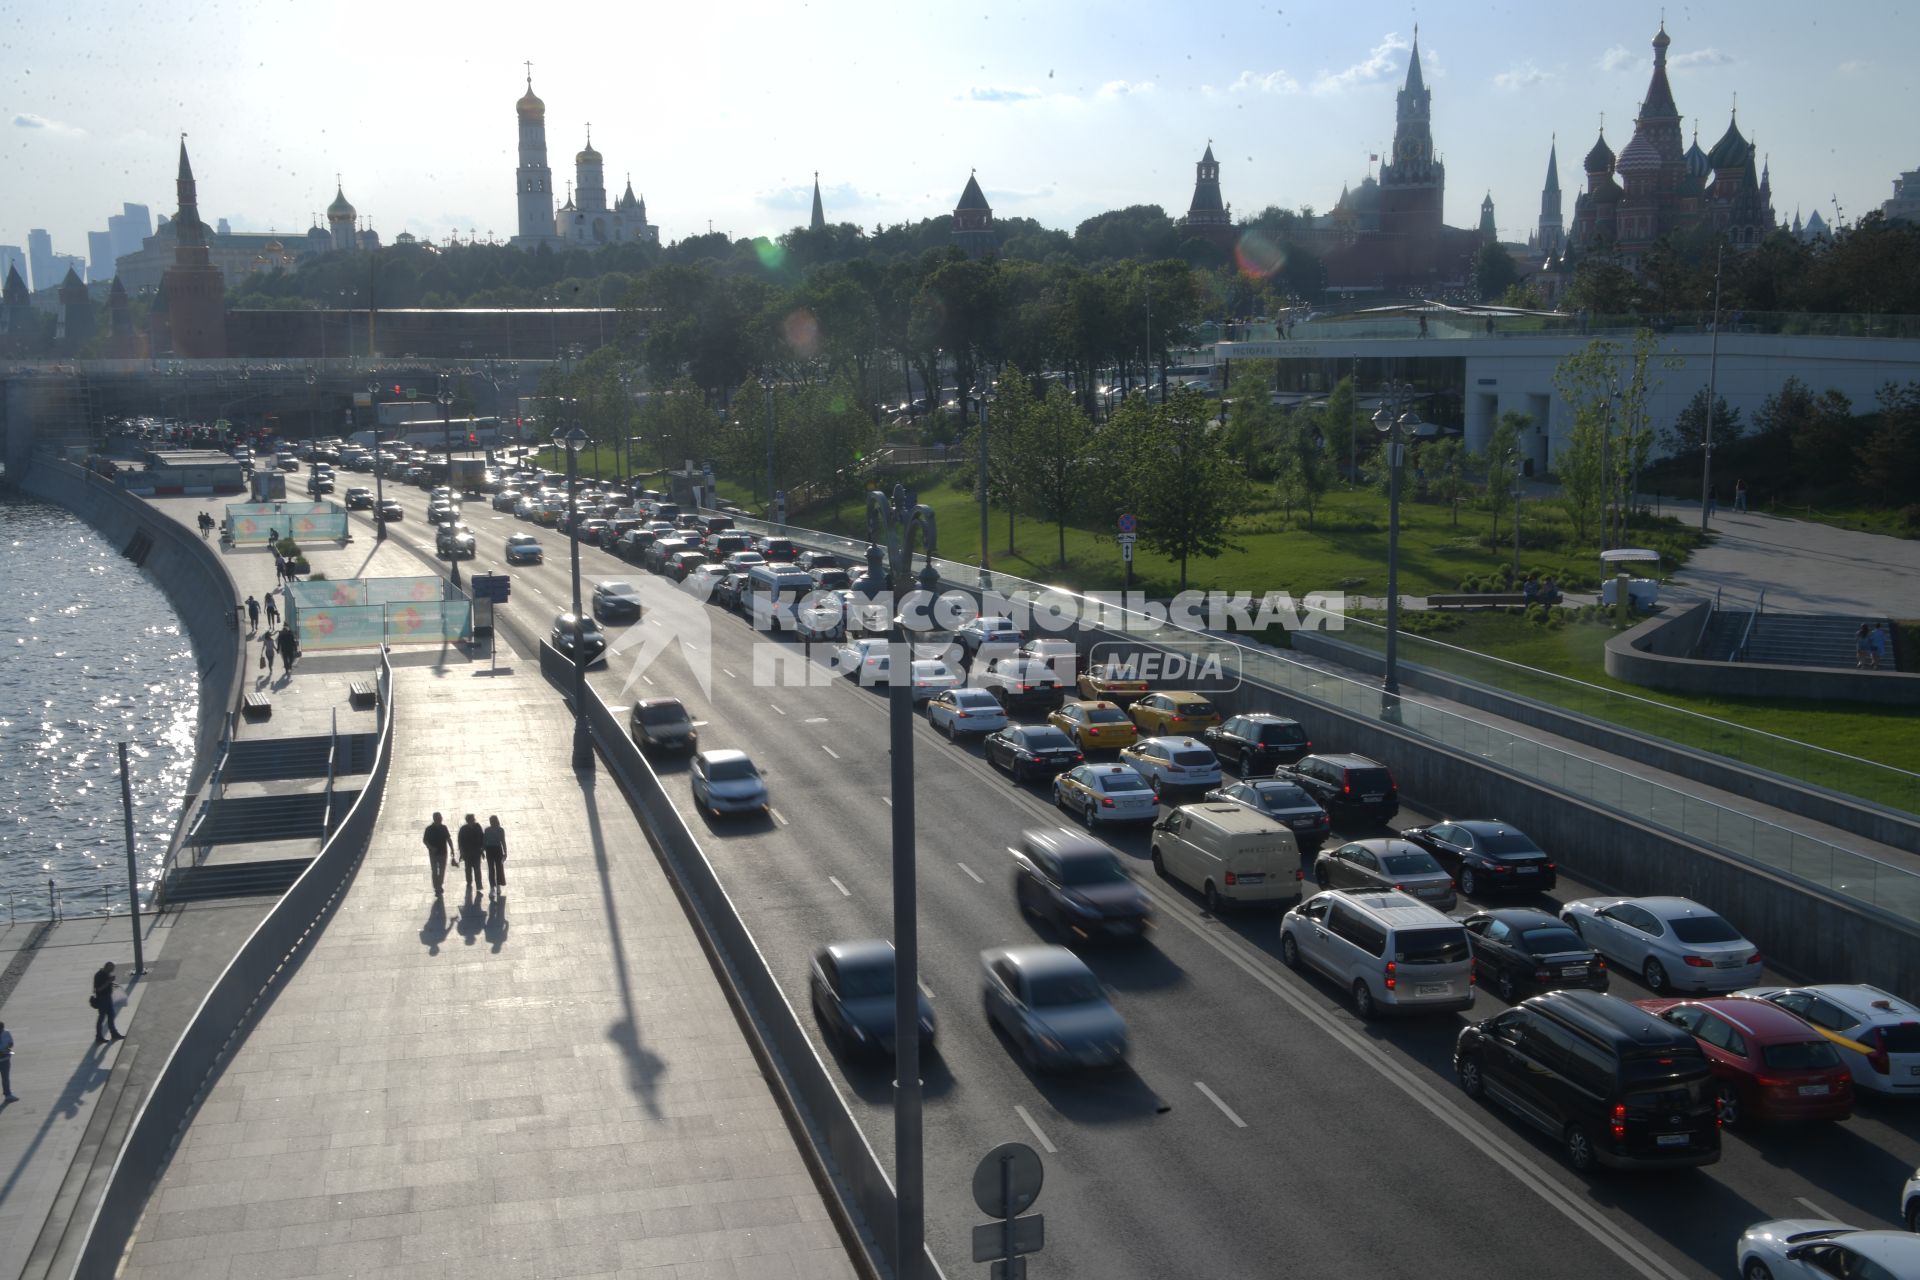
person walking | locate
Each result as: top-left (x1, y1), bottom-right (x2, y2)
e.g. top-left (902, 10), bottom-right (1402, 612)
top-left (456, 814), bottom-right (486, 894)
top-left (1734, 478), bottom-right (1748, 512)
top-left (422, 812), bottom-right (453, 894)
top-left (482, 815), bottom-right (508, 895)
top-left (264, 592), bottom-right (279, 628)
top-left (277, 626), bottom-right (298, 675)
top-left (91, 961), bottom-right (124, 1043)
top-left (0, 1021), bottom-right (16, 1101)
top-left (1872, 622), bottom-right (1894, 671)
top-left (261, 629), bottom-right (277, 678)
top-left (245, 595), bottom-right (260, 632)
top-left (1856, 624), bottom-right (1874, 669)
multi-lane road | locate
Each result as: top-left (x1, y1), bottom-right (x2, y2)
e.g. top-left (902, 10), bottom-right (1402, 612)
top-left (357, 486), bottom-right (1920, 1280)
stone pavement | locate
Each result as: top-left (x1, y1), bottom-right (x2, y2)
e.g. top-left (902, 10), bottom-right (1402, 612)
top-left (1667, 502), bottom-right (1920, 617)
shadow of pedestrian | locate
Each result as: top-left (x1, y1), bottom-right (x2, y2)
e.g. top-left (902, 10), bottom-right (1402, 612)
top-left (485, 895), bottom-right (509, 952)
top-left (455, 893), bottom-right (485, 947)
top-left (0, 1042), bottom-right (115, 1208)
top-left (419, 897), bottom-right (450, 956)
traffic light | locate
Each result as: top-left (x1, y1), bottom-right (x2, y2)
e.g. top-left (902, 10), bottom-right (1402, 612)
top-left (468, 432), bottom-right (476, 443)
top-left (393, 384), bottom-right (402, 395)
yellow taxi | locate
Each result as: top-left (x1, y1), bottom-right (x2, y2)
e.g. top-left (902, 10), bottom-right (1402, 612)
top-left (1128, 690), bottom-right (1224, 737)
top-left (1048, 700), bottom-right (1139, 752)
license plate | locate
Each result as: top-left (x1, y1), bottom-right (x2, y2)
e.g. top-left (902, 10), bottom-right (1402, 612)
top-left (1656, 1133), bottom-right (1688, 1148)
top-left (1911, 1066), bottom-right (1920, 1076)
top-left (1714, 957), bottom-right (1744, 968)
top-left (1417, 886), bottom-right (1444, 897)
top-left (1236, 874), bottom-right (1265, 886)
top-left (1415, 983), bottom-right (1449, 997)
top-left (1516, 866), bottom-right (1539, 875)
top-left (1798, 1084), bottom-right (1830, 1096)
top-left (1363, 793), bottom-right (1385, 803)
top-left (1292, 819), bottom-right (1317, 829)
top-left (1561, 965), bottom-right (1588, 978)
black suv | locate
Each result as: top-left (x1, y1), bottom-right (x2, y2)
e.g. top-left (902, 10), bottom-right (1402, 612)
top-left (1202, 713), bottom-right (1312, 776)
top-left (1278, 754), bottom-right (1399, 827)
top-left (1454, 989), bottom-right (1720, 1172)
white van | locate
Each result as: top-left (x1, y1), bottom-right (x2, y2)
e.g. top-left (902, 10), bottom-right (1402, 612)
top-left (742, 564), bottom-right (819, 633)
top-left (1280, 889), bottom-right (1476, 1019)
top-left (1149, 802), bottom-right (1301, 913)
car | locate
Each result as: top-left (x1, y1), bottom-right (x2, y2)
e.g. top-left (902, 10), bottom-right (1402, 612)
top-left (514, 495), bottom-right (542, 520)
top-left (1202, 713), bottom-right (1311, 776)
top-left (1076, 660), bottom-right (1150, 706)
top-left (504, 533), bottom-right (543, 565)
top-left (756, 536), bottom-right (798, 563)
top-left (1118, 736), bottom-right (1222, 800)
top-left (343, 487), bottom-right (374, 510)
top-left (1018, 638), bottom-right (1079, 683)
top-left (1048, 700), bottom-right (1138, 752)
top-left (1734, 1221), bottom-right (1920, 1280)
top-left (1732, 985), bottom-right (1920, 1097)
top-left (811, 567), bottom-right (852, 592)
top-left (1052, 763), bottom-right (1157, 829)
top-left (667, 550), bottom-right (710, 582)
top-left (592, 580), bottom-right (645, 623)
top-left (983, 725), bottom-right (1083, 783)
top-left (644, 537), bottom-right (691, 573)
top-left (549, 613), bottom-right (607, 663)
top-left (976, 658), bottom-right (1067, 716)
top-left (1560, 896), bottom-right (1763, 994)
top-left (377, 498), bottom-right (403, 521)
top-left (1634, 996), bottom-right (1854, 1126)
top-left (906, 659), bottom-right (960, 704)
top-left (796, 550), bottom-right (841, 572)
top-left (1204, 778), bottom-right (1330, 853)
top-left (613, 529), bottom-right (657, 562)
top-left (1463, 909), bottom-right (1609, 1002)
top-left (427, 503), bottom-right (459, 526)
top-left (955, 615), bottom-right (1022, 660)
top-left (1128, 691), bottom-right (1224, 737)
top-left (835, 637), bottom-right (893, 685)
top-left (724, 550), bottom-right (767, 571)
top-left (1013, 828), bottom-right (1152, 942)
top-left (1283, 888), bottom-right (1473, 1014)
top-left (1402, 820), bottom-right (1557, 896)
top-left (492, 489), bottom-right (522, 512)
top-left (1313, 838), bottom-right (1456, 911)
top-left (713, 572), bottom-right (750, 611)
top-left (435, 525), bottom-right (477, 559)
top-left (1277, 753), bottom-right (1400, 828)
top-left (1904, 1167), bottom-right (1920, 1233)
top-left (980, 945), bottom-right (1128, 1071)
top-left (690, 748), bottom-right (769, 817)
top-left (705, 532), bottom-right (752, 560)
top-left (925, 687), bottom-right (1008, 738)
top-left (306, 473), bottom-right (335, 494)
top-left (629, 697), bottom-right (698, 753)
top-left (1454, 990), bottom-right (1719, 1171)
top-left (577, 518), bottom-right (612, 545)
top-left (810, 940), bottom-right (936, 1055)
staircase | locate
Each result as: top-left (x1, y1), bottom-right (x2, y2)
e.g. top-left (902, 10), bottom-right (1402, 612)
top-left (1742, 614), bottom-right (1883, 670)
top-left (221, 732), bottom-right (377, 782)
top-left (189, 791), bottom-right (348, 846)
top-left (162, 857), bottom-right (313, 903)
top-left (1693, 610), bottom-right (1748, 662)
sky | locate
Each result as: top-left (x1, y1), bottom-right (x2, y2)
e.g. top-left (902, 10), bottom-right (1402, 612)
top-left (3, 0), bottom-right (1916, 278)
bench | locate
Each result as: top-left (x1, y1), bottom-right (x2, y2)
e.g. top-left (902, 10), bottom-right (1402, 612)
top-left (348, 680), bottom-right (378, 708)
top-left (1427, 593), bottom-right (1534, 609)
top-left (242, 691), bottom-right (273, 719)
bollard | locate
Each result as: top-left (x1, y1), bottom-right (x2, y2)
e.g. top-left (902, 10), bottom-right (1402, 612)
top-left (49, 877), bottom-right (59, 920)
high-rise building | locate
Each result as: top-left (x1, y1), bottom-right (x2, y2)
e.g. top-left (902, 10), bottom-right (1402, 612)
top-left (88, 230), bottom-right (116, 282)
top-left (27, 229), bottom-right (53, 293)
top-left (1883, 165), bottom-right (1920, 225)
top-left (109, 203), bottom-right (153, 260)
top-left (952, 171), bottom-right (996, 258)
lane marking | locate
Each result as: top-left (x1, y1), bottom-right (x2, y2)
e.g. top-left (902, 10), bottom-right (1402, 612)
top-left (771, 704), bottom-right (786, 716)
top-left (721, 668), bottom-right (736, 680)
top-left (881, 796), bottom-right (892, 807)
top-left (821, 745), bottom-right (840, 760)
top-left (640, 675), bottom-right (654, 687)
top-left (827, 875), bottom-right (850, 897)
top-left (804, 717), bottom-right (830, 724)
top-left (768, 807), bottom-right (789, 827)
top-left (1194, 1081), bottom-right (1247, 1129)
top-left (1795, 1197), bottom-right (1834, 1220)
top-left (955, 862), bottom-right (984, 884)
top-left (919, 980), bottom-right (935, 1000)
top-left (1013, 1105), bottom-right (1057, 1154)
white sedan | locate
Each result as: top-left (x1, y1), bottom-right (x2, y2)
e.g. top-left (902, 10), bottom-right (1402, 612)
top-left (1734, 1219), bottom-right (1920, 1280)
top-left (834, 637), bottom-right (891, 685)
top-left (690, 749), bottom-right (769, 818)
top-left (906, 659), bottom-right (960, 704)
top-left (926, 687), bottom-right (1008, 738)
top-left (1053, 763), bottom-right (1158, 828)
top-left (1559, 896), bottom-right (1762, 994)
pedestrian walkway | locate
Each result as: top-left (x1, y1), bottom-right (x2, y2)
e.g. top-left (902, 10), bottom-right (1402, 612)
top-left (1668, 502), bottom-right (1920, 617)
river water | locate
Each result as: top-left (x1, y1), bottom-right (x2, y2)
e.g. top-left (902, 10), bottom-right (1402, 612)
top-left (0, 496), bottom-right (199, 919)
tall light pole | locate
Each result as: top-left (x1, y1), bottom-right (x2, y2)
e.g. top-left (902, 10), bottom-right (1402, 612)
top-left (438, 372), bottom-right (455, 482)
top-left (305, 365), bottom-right (318, 457)
top-left (976, 392), bottom-right (990, 580)
top-left (557, 412), bottom-right (592, 768)
top-left (1509, 447), bottom-right (1523, 577)
top-left (764, 381), bottom-right (776, 511)
top-left (1373, 382), bottom-right (1423, 696)
top-left (1700, 242), bottom-right (1723, 531)
top-left (369, 380), bottom-right (387, 540)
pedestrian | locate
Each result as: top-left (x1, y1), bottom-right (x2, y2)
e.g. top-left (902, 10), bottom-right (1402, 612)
top-left (245, 595), bottom-right (260, 632)
top-left (1541, 575), bottom-right (1562, 606)
top-left (1522, 574), bottom-right (1540, 606)
top-left (0, 1021), bottom-right (15, 1101)
top-left (277, 626), bottom-right (297, 675)
top-left (261, 629), bottom-right (276, 678)
top-left (1734, 478), bottom-right (1748, 512)
top-left (422, 811), bottom-right (453, 894)
top-left (1872, 622), bottom-right (1893, 670)
top-left (265, 593), bottom-right (279, 628)
top-left (456, 814), bottom-right (486, 894)
top-left (482, 815), bottom-right (508, 894)
top-left (91, 961), bottom-right (124, 1043)
top-left (1856, 624), bottom-right (1875, 669)
top-left (1418, 315), bottom-right (1429, 338)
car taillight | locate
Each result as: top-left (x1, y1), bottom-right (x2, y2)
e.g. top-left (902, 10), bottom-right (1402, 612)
top-left (1546, 863), bottom-right (1556, 871)
top-left (1018, 683), bottom-right (1031, 692)
top-left (1392, 884), bottom-right (1406, 892)
top-left (1611, 1103), bottom-right (1627, 1140)
top-left (1746, 952), bottom-right (1761, 965)
top-left (1342, 782), bottom-right (1352, 795)
top-left (1383, 961), bottom-right (1396, 990)
top-left (1074, 753), bottom-right (1084, 761)
top-left (1448, 879), bottom-right (1457, 892)
top-left (1224, 871), bottom-right (1237, 886)
top-left (1469, 959), bottom-right (1477, 985)
top-left (1318, 816), bottom-right (1330, 826)
top-left (1100, 797), bottom-right (1114, 807)
top-left (1534, 967), bottom-right (1551, 982)
top-left (1595, 958), bottom-right (1607, 970)
top-left (1867, 1030), bottom-right (1891, 1076)
top-left (1293, 868), bottom-right (1303, 881)
top-left (1489, 864), bottom-right (1509, 873)
top-left (955, 711), bottom-right (969, 719)
top-left (1683, 956), bottom-right (1713, 968)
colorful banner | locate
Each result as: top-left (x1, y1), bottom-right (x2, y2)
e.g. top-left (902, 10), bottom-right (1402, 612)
top-left (224, 501), bottom-right (347, 544)
top-left (290, 599), bottom-right (472, 650)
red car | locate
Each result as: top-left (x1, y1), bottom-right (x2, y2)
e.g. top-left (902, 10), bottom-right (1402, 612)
top-left (1635, 997), bottom-right (1853, 1126)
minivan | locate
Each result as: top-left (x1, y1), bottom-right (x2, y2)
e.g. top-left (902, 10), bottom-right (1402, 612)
top-left (1281, 753), bottom-right (1400, 826)
top-left (1149, 802), bottom-right (1302, 913)
top-left (1280, 889), bottom-right (1475, 1018)
top-left (1454, 989), bottom-right (1721, 1172)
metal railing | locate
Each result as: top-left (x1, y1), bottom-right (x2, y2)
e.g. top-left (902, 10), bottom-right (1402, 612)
top-left (1735, 590), bottom-right (1766, 664)
top-left (1694, 587), bottom-right (1721, 657)
top-left (1207, 309), bottom-right (1920, 345)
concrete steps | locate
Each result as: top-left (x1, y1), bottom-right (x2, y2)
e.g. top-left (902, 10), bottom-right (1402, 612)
top-left (191, 791), bottom-right (344, 846)
top-left (1743, 614), bottom-right (1885, 670)
top-left (222, 732), bottom-right (378, 782)
top-left (162, 858), bottom-right (312, 903)
top-left (1694, 611), bottom-right (1748, 662)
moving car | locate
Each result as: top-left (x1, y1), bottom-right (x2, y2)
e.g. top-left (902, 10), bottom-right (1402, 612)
top-left (1202, 713), bottom-right (1311, 775)
top-left (377, 498), bottom-right (403, 522)
top-left (1635, 997), bottom-right (1853, 1126)
top-left (591, 580), bottom-right (645, 623)
top-left (980, 945), bottom-right (1128, 1071)
top-left (435, 524), bottom-right (476, 559)
top-left (1012, 828), bottom-right (1151, 942)
top-left (1048, 700), bottom-right (1138, 752)
top-left (925, 687), bottom-right (1008, 738)
top-left (1313, 838), bottom-right (1457, 911)
top-left (1732, 984), bottom-right (1920, 1097)
top-left (809, 940), bottom-right (936, 1056)
top-left (1118, 736), bottom-right (1222, 800)
top-left (1276, 753), bottom-right (1400, 828)
top-left (504, 533), bottom-right (543, 565)
top-left (492, 489), bottom-right (522, 512)
top-left (690, 748), bottom-right (769, 817)
top-left (548, 613), bottom-right (607, 663)
top-left (1734, 1221), bottom-right (1920, 1280)
top-left (1560, 896), bottom-right (1763, 994)
top-left (343, 487), bottom-right (373, 510)
top-left (983, 725), bottom-right (1083, 783)
top-left (629, 697), bottom-right (698, 753)
top-left (1053, 763), bottom-right (1157, 829)
top-left (1402, 820), bottom-right (1557, 896)
top-left (1204, 778), bottom-right (1330, 854)
top-left (1128, 691), bottom-right (1224, 737)
top-left (1462, 909), bottom-right (1608, 1002)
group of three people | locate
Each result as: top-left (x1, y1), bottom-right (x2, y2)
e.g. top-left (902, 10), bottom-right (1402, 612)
top-left (422, 812), bottom-right (508, 895)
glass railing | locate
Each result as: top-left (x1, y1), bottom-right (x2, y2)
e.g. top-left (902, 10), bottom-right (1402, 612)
top-left (1202, 310), bottom-right (1920, 345)
top-left (714, 507), bottom-right (1920, 925)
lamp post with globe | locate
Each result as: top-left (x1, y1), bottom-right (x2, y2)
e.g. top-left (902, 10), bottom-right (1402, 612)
top-left (1372, 384), bottom-right (1424, 697)
top-left (556, 413), bottom-right (592, 768)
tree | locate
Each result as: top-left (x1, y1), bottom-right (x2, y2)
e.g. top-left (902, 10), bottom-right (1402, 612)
top-left (1223, 373), bottom-right (1281, 478)
top-left (1420, 437), bottom-right (1469, 526)
top-left (1855, 382), bottom-right (1920, 506)
top-left (1473, 242), bottom-right (1521, 302)
top-left (1664, 389), bottom-right (1743, 457)
top-left (1273, 410), bottom-right (1331, 527)
top-left (1319, 375), bottom-right (1365, 482)
top-left (1483, 411), bottom-right (1528, 542)
top-left (1499, 282), bottom-right (1546, 310)
top-left (1564, 256), bottom-right (1641, 317)
top-left (638, 377), bottom-right (719, 473)
top-left (1554, 332), bottom-right (1663, 547)
top-left (1108, 390), bottom-right (1247, 588)
top-left (1754, 378), bottom-right (1856, 488)
top-left (984, 366), bottom-right (1035, 554)
top-left (1019, 385), bottom-right (1096, 565)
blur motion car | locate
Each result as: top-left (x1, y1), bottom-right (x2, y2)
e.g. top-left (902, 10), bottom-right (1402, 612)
top-left (689, 748), bottom-right (769, 817)
top-left (1463, 908), bottom-right (1608, 1001)
top-left (1118, 736), bottom-right (1222, 800)
top-left (980, 945), bottom-right (1129, 1071)
top-left (492, 489), bottom-right (522, 512)
top-left (343, 487), bottom-right (373, 510)
top-left (1634, 997), bottom-right (1853, 1126)
top-left (628, 697), bottom-right (698, 753)
top-left (515, 495), bottom-right (542, 520)
top-left (548, 613), bottom-right (607, 663)
top-left (377, 498), bottom-right (404, 522)
top-left (1560, 896), bottom-right (1763, 994)
top-left (1053, 763), bottom-right (1158, 829)
top-left (434, 524), bottom-right (476, 559)
top-left (956, 615), bottom-right (1023, 659)
top-left (809, 940), bottom-right (936, 1056)
top-left (1402, 820), bottom-right (1557, 896)
top-left (504, 533), bottom-right (543, 565)
top-left (1733, 984), bottom-right (1920, 1097)
top-left (1314, 838), bottom-right (1457, 911)
top-left (1048, 700), bottom-right (1138, 752)
top-left (1128, 691), bottom-right (1224, 737)
top-left (1204, 778), bottom-right (1330, 853)
top-left (1276, 753), bottom-right (1400, 828)
top-left (1202, 713), bottom-right (1311, 775)
top-left (1013, 828), bottom-right (1152, 941)
top-left (428, 502), bottom-right (459, 526)
top-left (1734, 1220), bottom-right (1920, 1280)
top-left (925, 687), bottom-right (1008, 738)
top-left (591, 580), bottom-right (645, 623)
top-left (983, 725), bottom-right (1083, 783)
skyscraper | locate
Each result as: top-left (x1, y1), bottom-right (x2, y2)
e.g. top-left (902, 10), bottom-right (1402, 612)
top-left (88, 230), bottom-right (116, 283)
top-left (27, 229), bottom-right (53, 293)
top-left (108, 203), bottom-right (153, 261)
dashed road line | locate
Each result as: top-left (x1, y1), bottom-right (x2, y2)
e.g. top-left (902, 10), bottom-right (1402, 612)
top-left (770, 703), bottom-right (786, 715)
top-left (1194, 1081), bottom-right (1247, 1128)
top-left (804, 717), bottom-right (830, 724)
top-left (919, 980), bottom-right (935, 1000)
top-left (1795, 1197), bottom-right (1834, 1219)
top-left (1013, 1105), bottom-right (1057, 1154)
top-left (821, 745), bottom-right (840, 760)
top-left (721, 668), bottom-right (736, 680)
top-left (768, 807), bottom-right (789, 827)
top-left (828, 875), bottom-right (851, 897)
top-left (956, 862), bottom-right (984, 884)
top-left (881, 796), bottom-right (892, 807)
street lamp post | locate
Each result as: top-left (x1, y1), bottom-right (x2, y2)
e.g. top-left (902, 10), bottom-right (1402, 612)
top-left (1700, 243), bottom-right (1723, 531)
top-left (976, 393), bottom-right (990, 580)
top-left (1509, 448), bottom-right (1523, 577)
top-left (439, 373), bottom-right (455, 478)
top-left (860, 485), bottom-right (938, 1280)
top-left (557, 413), bottom-right (592, 768)
top-left (369, 380), bottom-right (386, 540)
top-left (305, 366), bottom-right (318, 458)
top-left (1373, 383), bottom-right (1423, 697)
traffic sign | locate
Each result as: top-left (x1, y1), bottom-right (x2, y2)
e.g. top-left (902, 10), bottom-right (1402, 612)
top-left (1115, 532), bottom-right (1136, 546)
top-left (470, 573), bottom-right (511, 603)
top-left (1117, 512), bottom-right (1137, 534)
top-left (972, 1216), bottom-right (1044, 1262)
top-left (973, 1143), bottom-right (1043, 1219)
top-left (1122, 541), bottom-right (1134, 563)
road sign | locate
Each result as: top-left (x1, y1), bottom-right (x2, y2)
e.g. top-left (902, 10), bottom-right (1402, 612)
top-left (1117, 512), bottom-right (1137, 534)
top-left (470, 573), bottom-right (511, 604)
top-left (972, 1142), bottom-right (1043, 1219)
top-left (972, 1217), bottom-right (1044, 1262)
top-left (1122, 541), bottom-right (1134, 563)
top-left (1115, 532), bottom-right (1136, 546)
top-left (989, 1261), bottom-right (1025, 1280)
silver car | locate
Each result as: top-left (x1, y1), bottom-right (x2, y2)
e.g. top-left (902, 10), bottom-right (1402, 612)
top-left (1560, 896), bottom-right (1762, 994)
top-left (1734, 1219), bottom-right (1920, 1280)
top-left (690, 749), bottom-right (768, 818)
top-left (1314, 839), bottom-right (1456, 911)
top-left (980, 945), bottom-right (1128, 1071)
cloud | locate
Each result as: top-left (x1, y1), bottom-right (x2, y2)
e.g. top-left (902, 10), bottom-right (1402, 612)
top-left (1096, 79), bottom-right (1156, 97)
top-left (760, 181), bottom-right (868, 213)
top-left (1671, 47), bottom-right (1733, 69)
top-left (1228, 69), bottom-right (1301, 95)
top-left (963, 86), bottom-right (1039, 103)
top-left (1598, 46), bottom-right (1637, 72)
top-left (1838, 59), bottom-right (1872, 76)
top-left (1312, 33), bottom-right (1412, 95)
top-left (13, 112), bottom-right (83, 135)
top-left (1493, 62), bottom-right (1554, 91)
